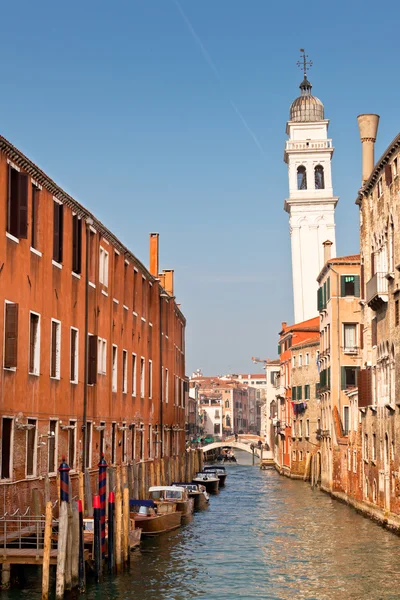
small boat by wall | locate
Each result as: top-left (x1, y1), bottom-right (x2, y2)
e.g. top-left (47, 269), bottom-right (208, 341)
top-left (130, 499), bottom-right (182, 536)
top-left (192, 472), bottom-right (219, 494)
top-left (203, 466), bottom-right (227, 486)
top-left (149, 486), bottom-right (194, 517)
top-left (172, 483), bottom-right (210, 510)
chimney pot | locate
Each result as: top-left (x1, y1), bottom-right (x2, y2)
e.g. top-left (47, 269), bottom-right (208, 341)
top-left (323, 240), bottom-right (333, 264)
top-left (149, 233), bottom-right (159, 277)
top-left (357, 114), bottom-right (380, 184)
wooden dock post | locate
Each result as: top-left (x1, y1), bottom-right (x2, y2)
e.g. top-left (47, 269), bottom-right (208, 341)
top-left (1, 565), bottom-right (11, 589)
top-left (115, 487), bottom-right (122, 573)
top-left (123, 486), bottom-right (129, 564)
top-left (41, 501), bottom-right (53, 600)
top-left (55, 501), bottom-right (68, 600)
top-left (64, 502), bottom-right (73, 590)
top-left (71, 502), bottom-right (79, 588)
top-left (78, 471), bottom-right (85, 516)
top-left (149, 461), bottom-right (155, 488)
top-left (78, 500), bottom-right (85, 592)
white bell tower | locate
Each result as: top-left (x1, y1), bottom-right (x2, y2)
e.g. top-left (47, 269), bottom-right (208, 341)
top-left (284, 51), bottom-right (338, 323)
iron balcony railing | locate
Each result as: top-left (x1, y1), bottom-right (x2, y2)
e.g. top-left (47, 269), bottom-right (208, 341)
top-left (366, 272), bottom-right (388, 308)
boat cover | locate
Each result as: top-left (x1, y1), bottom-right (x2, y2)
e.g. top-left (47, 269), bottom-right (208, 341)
top-left (129, 499), bottom-right (156, 508)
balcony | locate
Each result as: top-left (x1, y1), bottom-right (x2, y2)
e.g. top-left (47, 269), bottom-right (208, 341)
top-left (285, 139), bottom-right (333, 152)
top-left (366, 272), bottom-right (388, 310)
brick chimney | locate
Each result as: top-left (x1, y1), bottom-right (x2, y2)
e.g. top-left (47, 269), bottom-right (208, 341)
top-left (163, 269), bottom-right (174, 297)
top-left (323, 240), bottom-right (333, 264)
top-left (357, 114), bottom-right (380, 184)
top-left (149, 233), bottom-right (159, 277)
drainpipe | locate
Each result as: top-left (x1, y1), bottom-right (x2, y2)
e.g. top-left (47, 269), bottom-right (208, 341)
top-left (82, 217), bottom-right (93, 473)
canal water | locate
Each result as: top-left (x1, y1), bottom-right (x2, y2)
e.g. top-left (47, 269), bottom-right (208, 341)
top-left (5, 451), bottom-right (400, 600)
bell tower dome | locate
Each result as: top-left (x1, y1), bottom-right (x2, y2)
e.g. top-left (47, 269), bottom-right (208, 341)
top-left (284, 51), bottom-right (338, 323)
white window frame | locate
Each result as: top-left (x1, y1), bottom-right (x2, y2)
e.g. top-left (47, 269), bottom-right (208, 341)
top-left (48, 419), bottom-right (58, 475)
top-left (298, 354), bottom-right (302, 368)
top-left (112, 345), bottom-right (118, 392)
top-left (292, 356), bottom-right (296, 368)
top-left (132, 353), bottom-right (137, 397)
top-left (140, 357), bottom-right (145, 398)
top-left (165, 368), bottom-right (169, 404)
top-left (343, 323), bottom-right (357, 354)
top-left (29, 311), bottom-right (41, 376)
top-left (99, 246), bottom-right (109, 287)
top-left (305, 353), bottom-right (309, 366)
top-left (306, 419), bottom-right (310, 438)
top-left (122, 349), bottom-right (128, 394)
top-left (68, 419), bottom-right (77, 471)
top-left (70, 327), bottom-right (79, 384)
top-left (148, 359), bottom-right (153, 399)
top-left (86, 421), bottom-right (93, 469)
top-left (50, 318), bottom-right (61, 380)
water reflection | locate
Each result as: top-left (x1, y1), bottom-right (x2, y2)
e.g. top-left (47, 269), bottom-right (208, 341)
top-left (3, 456), bottom-right (400, 599)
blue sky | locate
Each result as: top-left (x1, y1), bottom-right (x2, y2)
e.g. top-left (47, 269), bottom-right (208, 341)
top-left (1, 0), bottom-right (399, 375)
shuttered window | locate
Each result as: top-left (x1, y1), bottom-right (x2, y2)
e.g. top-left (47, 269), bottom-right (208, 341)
top-left (304, 384), bottom-right (310, 400)
top-left (292, 387), bottom-right (297, 401)
top-left (87, 334), bottom-right (98, 385)
top-left (317, 287), bottom-right (323, 311)
top-left (122, 350), bottom-right (128, 393)
top-left (50, 320), bottom-right (61, 379)
top-left (372, 317), bottom-right (377, 347)
top-left (340, 275), bottom-right (360, 297)
top-left (1, 418), bottom-right (13, 479)
top-left (7, 166), bottom-right (28, 239)
top-left (327, 276), bottom-right (330, 301)
top-left (29, 313), bottom-right (40, 375)
top-left (31, 184), bottom-right (39, 249)
top-left (53, 201), bottom-right (64, 264)
top-left (112, 345), bottom-right (118, 392)
top-left (385, 163), bottom-right (393, 186)
top-left (72, 215), bottom-right (82, 274)
top-left (4, 303), bottom-right (18, 368)
top-left (341, 366), bottom-right (360, 390)
top-left (70, 328), bottom-right (78, 383)
top-left (26, 419), bottom-right (37, 476)
top-left (297, 386), bottom-right (302, 400)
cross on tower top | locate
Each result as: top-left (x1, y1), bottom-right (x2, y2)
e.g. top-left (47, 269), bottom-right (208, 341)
top-left (297, 49), bottom-right (312, 78)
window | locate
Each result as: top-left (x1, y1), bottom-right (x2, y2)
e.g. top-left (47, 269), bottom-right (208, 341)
top-left (340, 275), bottom-right (360, 297)
top-left (353, 449), bottom-right (357, 473)
top-left (214, 423), bottom-right (220, 435)
top-left (26, 418), bottom-right (37, 477)
top-left (292, 386), bottom-right (297, 401)
top-left (133, 269), bottom-right (138, 311)
top-left (393, 157), bottom-right (398, 179)
top-left (377, 177), bottom-right (383, 198)
top-left (372, 433), bottom-right (377, 461)
top-left (141, 277), bottom-right (147, 319)
top-left (297, 165), bottom-right (307, 190)
top-left (53, 201), bottom-right (63, 264)
top-left (1, 418), bottom-right (13, 479)
top-left (299, 420), bottom-right (303, 437)
top-left (7, 165), bottom-right (28, 239)
top-left (48, 420), bottom-right (57, 474)
top-left (112, 345), bottom-right (118, 392)
top-left (99, 246), bottom-right (109, 286)
top-left (122, 423), bottom-right (127, 462)
top-left (85, 422), bottom-right (92, 469)
top-left (306, 419), bottom-right (310, 438)
top-left (341, 366), bottom-right (359, 389)
top-left (99, 421), bottom-right (105, 457)
top-left (72, 215), bottom-right (82, 274)
top-left (364, 433), bottom-right (369, 460)
top-left (225, 400), bottom-right (229, 408)
top-left (31, 184), bottom-right (39, 249)
top-left (304, 384), bottom-right (310, 400)
top-left (131, 424), bottom-right (136, 461)
top-left (140, 425), bottom-right (145, 460)
top-left (124, 261), bottom-right (129, 307)
top-left (87, 334), bottom-right (97, 385)
top-left (50, 319), bottom-right (61, 379)
top-left (395, 299), bottom-right (399, 327)
top-left (298, 354), bottom-right (303, 367)
top-left (88, 230), bottom-right (96, 283)
top-left (4, 302), bottom-right (18, 369)
top-left (113, 251), bottom-right (120, 299)
top-left (347, 448), bottom-right (351, 471)
top-left (148, 425), bottom-right (152, 459)
top-left (292, 450), bottom-right (297, 461)
top-left (165, 368), bottom-right (169, 404)
top-left (122, 350), bottom-right (128, 394)
top-left (343, 324), bottom-right (357, 352)
top-left (343, 406), bottom-right (349, 435)
top-left (70, 328), bottom-right (78, 383)
top-left (292, 356), bottom-right (296, 368)
top-left (29, 312), bottom-right (40, 375)
top-left (98, 338), bottom-right (107, 375)
top-left (68, 420), bottom-right (76, 470)
top-left (305, 353), bottom-right (309, 366)
top-left (132, 354), bottom-right (137, 396)
top-left (148, 359), bottom-right (153, 398)
top-left (314, 165), bottom-right (325, 189)
top-left (140, 357), bottom-right (145, 398)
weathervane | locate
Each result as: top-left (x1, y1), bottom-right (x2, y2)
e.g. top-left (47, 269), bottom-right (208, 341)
top-left (297, 49), bottom-right (312, 77)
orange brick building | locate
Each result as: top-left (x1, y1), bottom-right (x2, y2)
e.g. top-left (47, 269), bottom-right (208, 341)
top-left (0, 135), bottom-right (186, 512)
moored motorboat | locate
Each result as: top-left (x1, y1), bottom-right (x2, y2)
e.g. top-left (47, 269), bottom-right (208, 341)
top-left (172, 482), bottom-right (209, 510)
top-left (149, 486), bottom-right (194, 517)
top-left (130, 499), bottom-right (182, 536)
top-left (192, 472), bottom-right (219, 494)
top-left (203, 465), bottom-right (227, 486)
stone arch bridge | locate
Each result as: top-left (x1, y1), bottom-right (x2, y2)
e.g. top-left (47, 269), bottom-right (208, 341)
top-left (201, 441), bottom-right (273, 460)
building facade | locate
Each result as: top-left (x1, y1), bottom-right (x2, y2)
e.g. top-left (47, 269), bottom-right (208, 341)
top-left (0, 136), bottom-right (186, 513)
top-left (284, 73), bottom-right (338, 323)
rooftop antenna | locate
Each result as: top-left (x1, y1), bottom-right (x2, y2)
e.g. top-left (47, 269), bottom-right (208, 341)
top-left (297, 48), bottom-right (312, 78)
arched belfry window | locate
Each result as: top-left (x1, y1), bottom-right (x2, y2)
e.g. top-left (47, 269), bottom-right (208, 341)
top-left (297, 166), bottom-right (307, 190)
top-left (225, 400), bottom-right (229, 408)
top-left (315, 165), bottom-right (325, 189)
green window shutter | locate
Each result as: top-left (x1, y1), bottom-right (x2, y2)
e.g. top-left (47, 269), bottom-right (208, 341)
top-left (354, 275), bottom-right (360, 297)
top-left (317, 287), bottom-right (322, 312)
top-left (315, 383), bottom-right (320, 397)
top-left (327, 276), bottom-right (330, 301)
top-left (341, 366), bottom-right (346, 390)
top-left (328, 367), bottom-right (331, 388)
top-left (278, 344), bottom-right (281, 355)
top-left (305, 384), bottom-right (310, 400)
top-left (340, 275), bottom-right (346, 297)
top-left (297, 386), bottom-right (302, 400)
top-left (292, 387), bottom-right (297, 401)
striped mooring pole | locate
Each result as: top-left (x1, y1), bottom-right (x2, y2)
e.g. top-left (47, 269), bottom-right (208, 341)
top-left (58, 457), bottom-right (70, 503)
top-left (98, 454), bottom-right (107, 558)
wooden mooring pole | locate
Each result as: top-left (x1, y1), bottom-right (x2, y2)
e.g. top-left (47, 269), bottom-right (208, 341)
top-left (55, 501), bottom-right (68, 600)
top-left (41, 501), bottom-right (53, 600)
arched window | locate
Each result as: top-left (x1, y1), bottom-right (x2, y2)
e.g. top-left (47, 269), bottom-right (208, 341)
top-left (297, 165), bottom-right (307, 190)
top-left (225, 400), bottom-right (229, 408)
top-left (226, 415), bottom-right (231, 428)
top-left (314, 165), bottom-right (325, 189)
